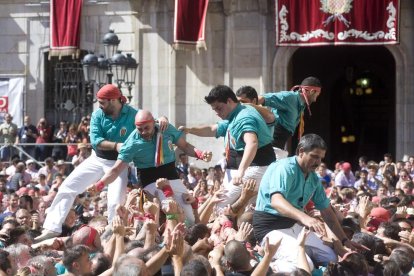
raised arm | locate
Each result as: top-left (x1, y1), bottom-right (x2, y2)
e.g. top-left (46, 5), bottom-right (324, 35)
top-left (271, 193), bottom-right (326, 237)
top-left (244, 103), bottom-right (275, 124)
top-left (175, 137), bottom-right (212, 162)
top-left (178, 124), bottom-right (218, 137)
top-left (232, 132), bottom-right (258, 185)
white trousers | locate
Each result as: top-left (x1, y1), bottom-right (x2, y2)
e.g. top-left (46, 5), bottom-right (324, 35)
top-left (264, 223), bottom-right (337, 273)
top-left (215, 165), bottom-right (268, 212)
top-left (143, 179), bottom-right (194, 225)
top-left (43, 152), bottom-right (127, 233)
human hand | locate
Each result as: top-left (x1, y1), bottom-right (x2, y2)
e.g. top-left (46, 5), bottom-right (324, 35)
top-left (232, 170), bottom-right (245, 186)
top-left (357, 196), bottom-right (372, 219)
top-left (240, 179), bottom-right (257, 200)
top-left (263, 236), bottom-right (282, 258)
top-left (125, 189), bottom-right (140, 207)
top-left (192, 237), bottom-right (213, 256)
top-left (156, 178), bottom-right (171, 190)
top-left (301, 216), bottom-right (326, 237)
top-left (235, 222), bottom-right (253, 242)
top-left (161, 199), bottom-right (179, 215)
top-left (297, 227), bottom-right (311, 247)
top-left (395, 206), bottom-right (407, 218)
top-left (157, 116), bottom-right (169, 132)
top-left (166, 223), bottom-right (185, 256)
top-left (211, 189), bottom-right (227, 204)
top-left (112, 215), bottom-right (126, 236)
top-left (143, 201), bottom-right (158, 216)
top-left (201, 151), bottom-right (213, 162)
top-left (178, 126), bottom-right (189, 134)
top-left (31, 213), bottom-right (39, 225)
top-left (343, 239), bottom-right (370, 252)
top-left (116, 205), bottom-right (128, 221)
top-left (208, 244), bottom-right (224, 265)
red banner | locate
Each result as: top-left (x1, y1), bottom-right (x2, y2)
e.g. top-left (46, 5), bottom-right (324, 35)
top-left (275, 0), bottom-right (399, 46)
top-left (50, 0), bottom-right (83, 57)
top-left (173, 0), bottom-right (209, 51)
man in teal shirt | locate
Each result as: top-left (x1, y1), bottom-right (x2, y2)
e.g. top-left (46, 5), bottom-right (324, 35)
top-left (253, 134), bottom-right (364, 273)
top-left (180, 85), bottom-right (275, 211)
top-left (236, 77), bottom-right (321, 159)
top-left (36, 85), bottom-right (168, 242)
top-left (92, 109), bottom-right (212, 224)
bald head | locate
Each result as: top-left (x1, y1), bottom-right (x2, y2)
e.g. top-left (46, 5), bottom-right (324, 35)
top-left (72, 226), bottom-right (101, 251)
top-left (135, 110), bottom-right (156, 140)
top-left (224, 240), bottom-right (251, 271)
top-left (135, 110), bottom-right (155, 126)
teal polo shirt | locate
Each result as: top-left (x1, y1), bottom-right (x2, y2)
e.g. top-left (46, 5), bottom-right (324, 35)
top-left (216, 104), bottom-right (273, 151)
top-left (90, 104), bottom-right (138, 149)
top-left (262, 91), bottom-right (305, 135)
top-left (256, 156), bottom-right (330, 216)
top-left (118, 124), bottom-right (182, 169)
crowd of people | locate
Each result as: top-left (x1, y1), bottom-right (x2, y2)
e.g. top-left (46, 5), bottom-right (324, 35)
top-left (0, 81), bottom-right (412, 276)
top-left (0, 112), bottom-right (91, 163)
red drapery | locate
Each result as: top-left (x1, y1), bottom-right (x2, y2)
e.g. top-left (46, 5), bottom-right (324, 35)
top-left (173, 0), bottom-right (209, 51)
top-left (275, 0), bottom-right (399, 46)
top-left (50, 0), bottom-right (83, 57)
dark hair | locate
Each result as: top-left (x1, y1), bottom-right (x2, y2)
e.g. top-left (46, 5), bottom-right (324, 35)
top-left (301, 76), bottom-right (321, 87)
top-left (377, 260), bottom-right (401, 276)
top-left (296, 133), bottom-right (327, 154)
top-left (384, 153), bottom-right (393, 159)
top-left (389, 249), bottom-right (413, 274)
top-left (181, 259), bottom-right (208, 276)
top-left (185, 224), bottom-right (210, 246)
top-left (91, 253), bottom-right (111, 275)
top-left (63, 245), bottom-right (90, 273)
top-left (379, 222), bottom-right (401, 241)
top-left (0, 249), bottom-right (11, 273)
top-left (19, 195), bottom-right (33, 209)
top-left (204, 85), bottom-right (238, 104)
top-left (235, 86), bottom-right (259, 103)
top-left (7, 226), bottom-right (26, 245)
top-left (359, 156), bottom-right (368, 163)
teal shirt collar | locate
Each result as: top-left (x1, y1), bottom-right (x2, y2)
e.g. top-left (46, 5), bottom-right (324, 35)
top-left (226, 103), bottom-right (243, 120)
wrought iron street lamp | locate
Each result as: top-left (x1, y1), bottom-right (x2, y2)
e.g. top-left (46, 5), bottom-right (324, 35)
top-left (125, 53), bottom-right (139, 103)
top-left (82, 29), bottom-right (138, 103)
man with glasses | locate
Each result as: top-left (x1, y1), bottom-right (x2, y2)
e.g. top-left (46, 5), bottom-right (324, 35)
top-left (35, 84), bottom-right (168, 242)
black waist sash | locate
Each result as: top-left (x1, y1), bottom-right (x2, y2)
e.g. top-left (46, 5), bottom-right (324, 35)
top-left (253, 211), bottom-right (296, 243)
top-left (226, 143), bottom-right (275, 170)
top-left (138, 162), bottom-right (179, 187)
top-left (95, 148), bottom-right (118, 161)
top-left (272, 123), bottom-right (291, 149)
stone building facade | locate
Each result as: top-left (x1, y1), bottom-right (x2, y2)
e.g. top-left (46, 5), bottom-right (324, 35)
top-left (0, 0), bottom-right (413, 165)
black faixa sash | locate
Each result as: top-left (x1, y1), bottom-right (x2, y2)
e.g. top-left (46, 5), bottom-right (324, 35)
top-left (226, 143), bottom-right (276, 170)
top-left (95, 148), bottom-right (118, 160)
top-left (253, 211), bottom-right (296, 243)
top-left (137, 162), bottom-right (179, 187)
top-left (272, 122), bottom-right (291, 149)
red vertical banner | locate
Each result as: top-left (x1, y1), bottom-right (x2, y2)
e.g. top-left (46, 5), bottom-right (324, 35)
top-left (173, 0), bottom-right (209, 51)
top-left (275, 0), bottom-right (399, 46)
top-left (50, 0), bottom-right (83, 57)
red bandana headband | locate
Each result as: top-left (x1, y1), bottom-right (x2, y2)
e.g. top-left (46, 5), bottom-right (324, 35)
top-left (79, 225), bottom-right (98, 247)
top-left (291, 85), bottom-right (321, 116)
top-left (135, 119), bottom-right (155, 126)
top-left (97, 84), bottom-right (127, 103)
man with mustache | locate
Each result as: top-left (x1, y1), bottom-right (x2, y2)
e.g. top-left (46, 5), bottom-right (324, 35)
top-left (253, 134), bottom-right (365, 273)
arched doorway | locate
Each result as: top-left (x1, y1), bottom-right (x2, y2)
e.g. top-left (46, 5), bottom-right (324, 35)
top-left (290, 46), bottom-right (396, 167)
